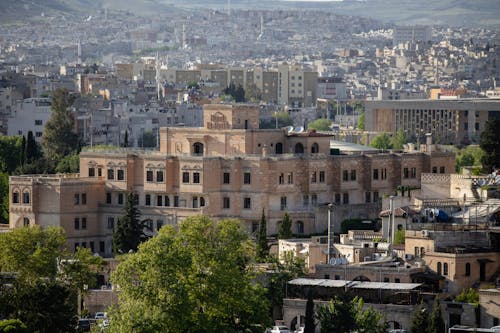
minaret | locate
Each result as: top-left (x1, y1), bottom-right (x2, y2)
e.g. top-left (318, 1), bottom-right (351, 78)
top-left (77, 39), bottom-right (82, 65)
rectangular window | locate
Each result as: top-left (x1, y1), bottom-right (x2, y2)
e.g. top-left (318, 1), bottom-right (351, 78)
top-left (23, 192), bottom-right (30, 204)
top-left (342, 170), bottom-right (349, 181)
top-left (165, 196), bottom-right (170, 207)
top-left (81, 193), bottom-right (87, 205)
top-left (118, 193), bottom-right (124, 205)
top-left (335, 193), bottom-right (341, 204)
top-left (288, 173), bottom-right (293, 184)
top-left (117, 169), bottom-right (125, 180)
top-left (373, 191), bottom-right (379, 203)
top-left (75, 243), bottom-right (79, 252)
top-left (343, 193), bottom-right (349, 204)
top-left (98, 168), bottom-right (102, 177)
top-left (157, 195), bottom-right (163, 206)
top-left (35, 132), bottom-right (42, 138)
top-left (107, 217), bottom-right (115, 229)
top-left (319, 171), bottom-right (325, 183)
top-left (440, 166), bottom-right (445, 174)
top-left (12, 192), bottom-right (19, 203)
top-left (311, 172), bottom-right (317, 183)
top-left (145, 194), bottom-right (151, 206)
top-left (303, 195), bottom-right (309, 207)
top-left (193, 172), bottom-right (200, 184)
top-left (35, 119), bottom-right (43, 125)
top-left (350, 170), bottom-right (356, 181)
top-left (243, 197), bottom-right (251, 209)
top-left (90, 241), bottom-right (94, 253)
top-left (411, 167), bottom-right (417, 178)
top-left (182, 172), bottom-right (190, 183)
top-left (223, 172), bottom-right (230, 184)
top-left (365, 191), bottom-right (371, 203)
top-left (81, 242), bottom-right (87, 248)
top-left (432, 166), bottom-right (437, 173)
top-left (311, 194), bottom-right (317, 206)
top-left (381, 168), bottom-right (387, 180)
top-left (88, 167), bottom-right (95, 177)
top-left (223, 197), bottom-right (230, 209)
top-left (74, 193), bottom-right (79, 205)
top-left (174, 196), bottom-right (179, 207)
top-left (74, 218), bottom-right (80, 230)
top-left (107, 169), bottom-right (114, 180)
top-left (243, 172), bottom-right (251, 184)
top-left (81, 217), bottom-right (87, 230)
top-left (146, 170), bottom-right (153, 182)
top-left (156, 170), bottom-right (164, 182)
top-left (280, 196), bottom-right (287, 211)
top-left (403, 168), bottom-right (409, 179)
top-left (106, 192), bottom-right (112, 204)
top-left (99, 241), bottom-right (105, 253)
top-left (373, 169), bottom-right (379, 180)
top-left (279, 173), bottom-right (284, 184)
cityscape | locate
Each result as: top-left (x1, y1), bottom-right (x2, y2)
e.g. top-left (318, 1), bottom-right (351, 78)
top-left (0, 0), bottom-right (499, 332)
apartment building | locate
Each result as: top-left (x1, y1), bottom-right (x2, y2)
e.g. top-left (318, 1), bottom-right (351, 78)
top-left (7, 98), bottom-right (52, 141)
top-left (365, 99), bottom-right (500, 144)
top-left (9, 104), bottom-right (454, 256)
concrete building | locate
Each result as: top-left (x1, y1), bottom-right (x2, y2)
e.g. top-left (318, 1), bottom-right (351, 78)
top-left (393, 26), bottom-right (432, 45)
top-left (9, 104), bottom-right (455, 255)
top-left (7, 98), bottom-right (52, 140)
top-left (365, 99), bottom-right (500, 144)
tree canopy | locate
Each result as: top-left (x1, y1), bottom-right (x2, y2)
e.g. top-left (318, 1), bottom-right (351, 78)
top-left (479, 119), bottom-right (500, 171)
top-left (390, 129), bottom-right (407, 150)
top-left (369, 132), bottom-right (392, 149)
top-left (307, 118), bottom-right (332, 131)
top-left (41, 88), bottom-right (79, 161)
top-left (278, 212), bottom-right (293, 239)
top-left (113, 192), bottom-right (151, 254)
top-left (109, 216), bottom-right (270, 332)
top-left (316, 295), bottom-right (387, 333)
top-left (357, 112), bottom-right (365, 131)
top-left (256, 209), bottom-right (269, 261)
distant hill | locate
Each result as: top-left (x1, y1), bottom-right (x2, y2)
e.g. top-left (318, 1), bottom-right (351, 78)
top-left (1, 0), bottom-right (499, 27)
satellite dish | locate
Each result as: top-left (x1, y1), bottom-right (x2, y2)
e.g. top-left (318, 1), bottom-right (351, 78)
top-left (294, 126), bottom-right (304, 133)
top-left (286, 126), bottom-right (294, 133)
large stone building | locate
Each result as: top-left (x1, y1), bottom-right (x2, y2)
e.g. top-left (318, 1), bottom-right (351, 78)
top-left (9, 104), bottom-right (455, 256)
top-left (365, 99), bottom-right (500, 145)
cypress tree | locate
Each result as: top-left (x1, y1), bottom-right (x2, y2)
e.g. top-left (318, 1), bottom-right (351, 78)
top-left (20, 135), bottom-right (26, 166)
top-left (26, 131), bottom-right (37, 163)
top-left (256, 209), bottom-right (268, 261)
top-left (409, 301), bottom-right (428, 333)
top-left (113, 193), bottom-right (150, 254)
top-left (304, 288), bottom-right (315, 333)
top-left (279, 212), bottom-right (293, 239)
top-left (429, 297), bottom-right (445, 333)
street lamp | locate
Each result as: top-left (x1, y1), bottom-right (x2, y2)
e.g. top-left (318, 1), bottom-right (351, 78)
top-left (327, 203), bottom-right (334, 264)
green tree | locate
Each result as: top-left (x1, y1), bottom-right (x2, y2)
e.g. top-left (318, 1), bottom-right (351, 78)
top-left (409, 301), bottom-right (428, 333)
top-left (304, 288), bottom-right (315, 333)
top-left (0, 136), bottom-right (23, 173)
top-left (42, 88), bottom-right (79, 161)
top-left (429, 297), bottom-right (445, 333)
top-left (394, 229), bottom-right (405, 245)
top-left (245, 83), bottom-right (262, 102)
top-left (20, 135), bottom-right (26, 166)
top-left (455, 288), bottom-right (479, 304)
top-left (279, 212), bottom-right (293, 239)
top-left (0, 319), bottom-right (28, 333)
top-left (55, 153), bottom-right (80, 173)
top-left (223, 83), bottom-right (246, 103)
top-left (0, 225), bottom-right (66, 282)
top-left (390, 129), bottom-right (407, 150)
top-left (455, 145), bottom-right (485, 173)
top-left (0, 171), bottom-right (8, 224)
top-left (109, 216), bottom-right (270, 332)
top-left (25, 131), bottom-right (40, 164)
top-left (357, 112), bottom-right (365, 131)
top-left (369, 132), bottom-right (392, 149)
top-left (480, 119), bottom-right (500, 171)
top-left (256, 209), bottom-right (269, 261)
top-left (122, 130), bottom-right (129, 148)
top-left (113, 192), bottom-right (151, 254)
top-left (316, 296), bottom-right (387, 333)
top-left (267, 252), bottom-right (307, 320)
top-left (58, 247), bottom-right (105, 292)
top-left (307, 118), bottom-right (332, 131)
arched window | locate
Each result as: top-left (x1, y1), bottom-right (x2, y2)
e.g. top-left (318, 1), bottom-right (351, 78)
top-left (275, 142), bottom-right (283, 154)
top-left (420, 247), bottom-right (425, 256)
top-left (443, 263), bottom-right (448, 276)
top-left (296, 221), bottom-right (304, 234)
top-left (437, 262), bottom-right (442, 275)
top-left (311, 142), bottom-right (319, 153)
top-left (23, 217), bottom-right (30, 227)
top-left (193, 142), bottom-right (204, 156)
top-left (22, 191), bottom-right (30, 204)
top-left (465, 263), bottom-right (471, 276)
top-left (12, 190), bottom-right (20, 204)
top-left (294, 142), bottom-right (304, 154)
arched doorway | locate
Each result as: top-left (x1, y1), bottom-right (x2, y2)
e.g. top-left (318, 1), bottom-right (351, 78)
top-left (193, 142), bottom-right (204, 155)
top-left (275, 142), bottom-right (283, 154)
top-left (294, 143), bottom-right (304, 154)
top-left (311, 142), bottom-right (319, 153)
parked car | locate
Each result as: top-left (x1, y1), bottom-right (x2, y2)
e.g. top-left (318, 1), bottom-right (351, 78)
top-left (75, 319), bottom-right (91, 332)
top-left (294, 327), bottom-right (304, 333)
top-left (270, 326), bottom-right (290, 333)
top-left (95, 312), bottom-right (107, 320)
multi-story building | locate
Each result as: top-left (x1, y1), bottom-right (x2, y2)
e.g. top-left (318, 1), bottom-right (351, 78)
top-left (365, 99), bottom-right (500, 144)
top-left (7, 98), bottom-right (52, 140)
top-left (393, 25), bottom-right (432, 45)
top-left (9, 104), bottom-right (454, 256)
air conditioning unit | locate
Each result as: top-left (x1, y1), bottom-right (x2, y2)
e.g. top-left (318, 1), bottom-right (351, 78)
top-left (421, 230), bottom-right (429, 237)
